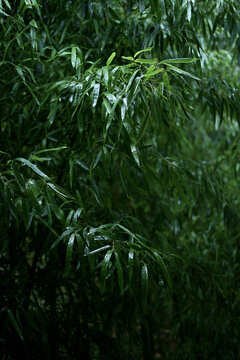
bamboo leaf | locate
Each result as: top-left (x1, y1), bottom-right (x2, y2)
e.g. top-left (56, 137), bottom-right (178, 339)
top-left (128, 249), bottom-right (134, 281)
top-left (15, 66), bottom-right (25, 81)
top-left (114, 251), bottom-right (124, 294)
top-left (121, 56), bottom-right (134, 61)
top-left (130, 144), bottom-right (140, 166)
top-left (144, 67), bottom-right (164, 79)
top-left (187, 2), bottom-right (192, 22)
top-left (30, 19), bottom-right (38, 28)
top-left (125, 69), bottom-right (139, 93)
top-left (141, 264), bottom-right (149, 308)
top-left (47, 183), bottom-right (73, 199)
top-left (134, 58), bottom-right (157, 64)
top-left (161, 63), bottom-right (200, 80)
top-left (92, 83), bottom-right (100, 107)
top-left (71, 46), bottom-right (77, 68)
top-left (134, 47), bottom-right (153, 58)
top-left (48, 100), bottom-right (58, 126)
top-left (153, 252), bottom-right (172, 291)
top-left (16, 158), bottom-right (50, 180)
top-left (7, 310), bottom-right (23, 340)
top-left (161, 58), bottom-right (199, 64)
top-left (3, 0), bottom-right (11, 9)
top-left (51, 229), bottom-right (73, 251)
top-left (106, 52), bottom-right (116, 66)
top-left (100, 249), bottom-right (113, 292)
top-left (116, 224), bottom-right (139, 241)
top-left (11, 161), bottom-right (25, 192)
top-left (137, 112), bottom-right (149, 142)
top-left (85, 245), bottom-right (111, 256)
top-left (163, 72), bottom-right (171, 94)
top-left (35, 146), bottom-right (68, 154)
top-left (102, 66), bottom-right (109, 87)
top-left (65, 233), bottom-right (75, 275)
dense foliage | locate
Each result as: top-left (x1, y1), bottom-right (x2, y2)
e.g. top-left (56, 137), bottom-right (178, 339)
top-left (1, 0), bottom-right (240, 359)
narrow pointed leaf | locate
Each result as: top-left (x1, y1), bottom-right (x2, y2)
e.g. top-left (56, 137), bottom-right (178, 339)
top-left (134, 58), bottom-right (157, 64)
top-left (128, 249), bottom-right (134, 281)
top-left (11, 162), bottom-right (25, 192)
top-left (92, 83), bottom-right (100, 107)
top-left (161, 63), bottom-right (200, 80)
top-left (47, 183), bottom-right (72, 199)
top-left (35, 146), bottom-right (68, 154)
top-left (114, 251), bottom-right (124, 294)
top-left (134, 47), bottom-right (153, 58)
top-left (47, 100), bottom-right (58, 125)
top-left (71, 46), bottom-right (76, 68)
top-left (121, 56), bottom-right (134, 61)
top-left (161, 58), bottom-right (198, 64)
top-left (163, 72), bottom-right (171, 93)
top-left (130, 144), bottom-right (140, 166)
top-left (16, 158), bottom-right (50, 180)
top-left (141, 264), bottom-right (149, 308)
top-left (100, 249), bottom-right (113, 292)
top-left (144, 68), bottom-right (164, 79)
top-left (65, 233), bottom-right (75, 274)
top-left (7, 310), bottom-right (23, 340)
top-left (85, 245), bottom-right (111, 256)
top-left (125, 69), bottom-right (139, 93)
top-left (137, 112), bottom-right (149, 142)
top-left (106, 52), bottom-right (116, 66)
top-left (153, 252), bottom-right (172, 291)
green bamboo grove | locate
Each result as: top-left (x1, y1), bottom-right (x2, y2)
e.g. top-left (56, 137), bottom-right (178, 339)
top-left (0, 1), bottom-right (240, 359)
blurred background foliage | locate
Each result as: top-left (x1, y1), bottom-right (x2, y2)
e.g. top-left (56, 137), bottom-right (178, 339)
top-left (0, 0), bottom-right (240, 359)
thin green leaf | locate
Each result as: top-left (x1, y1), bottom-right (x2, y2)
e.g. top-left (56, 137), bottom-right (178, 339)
top-left (48, 101), bottom-right (58, 126)
top-left (114, 251), bottom-right (124, 294)
top-left (92, 83), bottom-right (100, 107)
top-left (24, 82), bottom-right (40, 105)
top-left (30, 19), bottom-right (38, 28)
top-left (47, 183), bottom-right (72, 199)
top-left (85, 245), bottom-right (111, 256)
top-left (187, 2), bottom-right (191, 21)
top-left (102, 66), bottom-right (109, 87)
top-left (134, 47), bottom-right (153, 58)
top-left (121, 56), bottom-right (134, 61)
top-left (30, 27), bottom-right (36, 49)
top-left (15, 66), bottom-right (25, 81)
top-left (106, 52), bottom-right (116, 66)
top-left (11, 161), bottom-right (25, 192)
top-left (137, 112), bottom-right (149, 142)
top-left (116, 224), bottom-right (139, 241)
top-left (125, 69), bottom-right (139, 93)
top-left (3, 0), bottom-right (11, 9)
top-left (128, 249), bottom-right (134, 281)
top-left (71, 46), bottom-right (77, 68)
top-left (100, 249), bottom-right (113, 292)
top-left (141, 264), bottom-right (149, 308)
top-left (16, 158), bottom-right (50, 180)
top-left (51, 229), bottom-right (73, 251)
top-left (144, 67), bottom-right (164, 79)
top-left (130, 144), bottom-right (140, 166)
top-left (35, 146), bottom-right (68, 154)
top-left (103, 97), bottom-right (112, 114)
top-left (163, 72), bottom-right (171, 94)
top-left (7, 310), bottom-right (23, 340)
top-left (65, 233), bottom-right (75, 274)
top-left (145, 64), bottom-right (155, 74)
top-left (153, 252), bottom-right (172, 291)
top-left (161, 63), bottom-right (200, 80)
top-left (161, 58), bottom-right (198, 64)
top-left (134, 58), bottom-right (157, 65)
